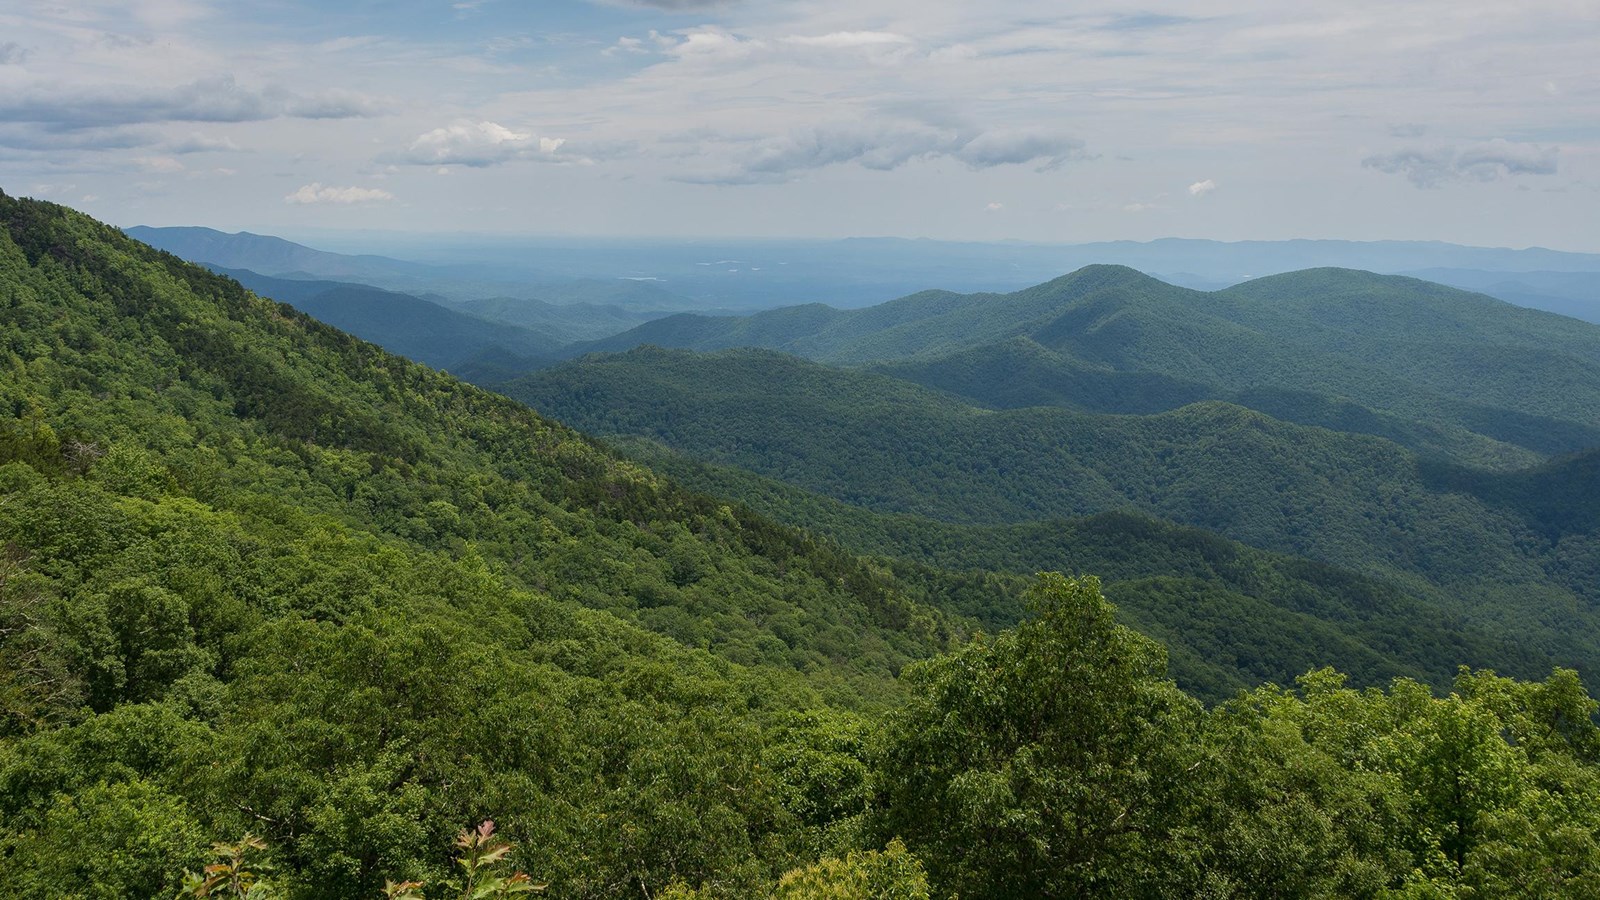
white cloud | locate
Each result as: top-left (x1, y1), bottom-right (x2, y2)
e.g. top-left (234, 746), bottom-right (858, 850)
top-left (1188, 178), bottom-right (1216, 196)
top-left (284, 182), bottom-right (394, 204)
top-left (399, 120), bottom-right (569, 167)
top-left (660, 27), bottom-right (765, 61)
top-left (783, 32), bottom-right (914, 49)
top-left (607, 36), bottom-right (649, 55)
top-left (1363, 139), bottom-right (1559, 188)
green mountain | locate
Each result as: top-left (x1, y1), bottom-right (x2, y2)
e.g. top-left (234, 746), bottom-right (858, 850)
top-left (506, 346), bottom-right (1600, 684)
top-left (569, 266), bottom-right (1600, 462)
top-left (0, 191), bottom-right (965, 897)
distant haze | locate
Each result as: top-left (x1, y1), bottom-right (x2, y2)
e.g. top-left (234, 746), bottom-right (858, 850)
top-left (128, 225), bottom-right (1600, 314)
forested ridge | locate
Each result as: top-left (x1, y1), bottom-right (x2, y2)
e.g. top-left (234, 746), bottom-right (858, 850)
top-left (568, 265), bottom-right (1600, 462)
top-left (5, 192), bottom-right (1600, 898)
top-left (599, 435), bottom-right (1553, 701)
top-left (508, 346), bottom-right (1600, 688)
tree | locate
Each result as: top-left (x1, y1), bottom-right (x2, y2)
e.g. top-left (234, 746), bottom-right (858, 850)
top-left (872, 573), bottom-right (1204, 898)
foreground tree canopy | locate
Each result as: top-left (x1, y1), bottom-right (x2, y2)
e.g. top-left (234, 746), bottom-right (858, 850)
top-left (2, 192), bottom-right (1600, 897)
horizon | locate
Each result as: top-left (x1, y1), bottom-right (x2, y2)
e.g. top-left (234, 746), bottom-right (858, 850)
top-left (119, 220), bottom-right (1600, 260)
top-left (1, 2), bottom-right (1596, 252)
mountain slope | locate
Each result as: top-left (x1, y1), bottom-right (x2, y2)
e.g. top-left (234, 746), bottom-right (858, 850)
top-left (0, 192), bottom-right (974, 897)
top-left (506, 346), bottom-right (1600, 681)
top-left (216, 267), bottom-right (564, 369)
top-left (606, 434), bottom-right (1552, 700)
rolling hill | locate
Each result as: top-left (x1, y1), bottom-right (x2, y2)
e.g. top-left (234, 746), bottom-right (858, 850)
top-left (564, 266), bottom-right (1600, 462)
top-left (507, 345), bottom-right (1600, 684)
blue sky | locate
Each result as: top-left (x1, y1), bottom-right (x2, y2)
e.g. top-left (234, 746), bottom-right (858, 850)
top-left (1, 0), bottom-right (1596, 249)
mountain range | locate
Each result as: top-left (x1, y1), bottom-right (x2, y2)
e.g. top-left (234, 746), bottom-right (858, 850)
top-left (7, 192), bottom-right (1600, 898)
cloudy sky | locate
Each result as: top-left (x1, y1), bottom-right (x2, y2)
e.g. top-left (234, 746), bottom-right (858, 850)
top-left (1, 0), bottom-right (1596, 249)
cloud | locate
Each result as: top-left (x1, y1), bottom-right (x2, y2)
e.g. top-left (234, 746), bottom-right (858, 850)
top-left (168, 132), bottom-right (241, 153)
top-left (783, 32), bottom-right (914, 50)
top-left (985, 201), bottom-right (1004, 211)
top-left (285, 183), bottom-right (394, 205)
top-left (1188, 178), bottom-right (1216, 196)
top-left (135, 156), bottom-right (185, 173)
top-left (397, 120), bottom-right (571, 167)
top-left (659, 27), bottom-right (765, 61)
top-left (0, 42), bottom-right (27, 65)
top-left (607, 36), bottom-right (649, 55)
top-left (0, 76), bottom-right (388, 130)
top-left (680, 124), bottom-right (1088, 184)
top-left (955, 131), bottom-right (1088, 170)
top-left (1363, 139), bottom-right (1558, 188)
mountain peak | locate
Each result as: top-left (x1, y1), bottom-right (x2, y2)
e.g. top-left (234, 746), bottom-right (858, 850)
top-left (1046, 263), bottom-right (1171, 289)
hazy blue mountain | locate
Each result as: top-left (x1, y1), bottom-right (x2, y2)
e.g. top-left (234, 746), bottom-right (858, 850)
top-left (1403, 268), bottom-right (1600, 323)
top-left (126, 225), bottom-right (704, 313)
top-left (455, 293), bottom-right (659, 342)
top-left (214, 267), bottom-right (562, 370)
top-left (129, 224), bottom-right (1600, 313)
top-left (125, 225), bottom-right (441, 283)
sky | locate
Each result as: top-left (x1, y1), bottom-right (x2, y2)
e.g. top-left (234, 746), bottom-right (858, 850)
top-left (1, 0), bottom-right (1597, 249)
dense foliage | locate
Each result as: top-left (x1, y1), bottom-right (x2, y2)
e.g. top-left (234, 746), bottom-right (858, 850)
top-left (0, 191), bottom-right (961, 897)
top-left (608, 437), bottom-right (1551, 701)
top-left (5, 193), bottom-right (1600, 898)
top-left (874, 574), bottom-right (1600, 899)
top-left (508, 346), bottom-right (1600, 687)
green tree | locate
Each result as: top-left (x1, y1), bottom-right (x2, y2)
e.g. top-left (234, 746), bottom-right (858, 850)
top-left (872, 573), bottom-right (1204, 898)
